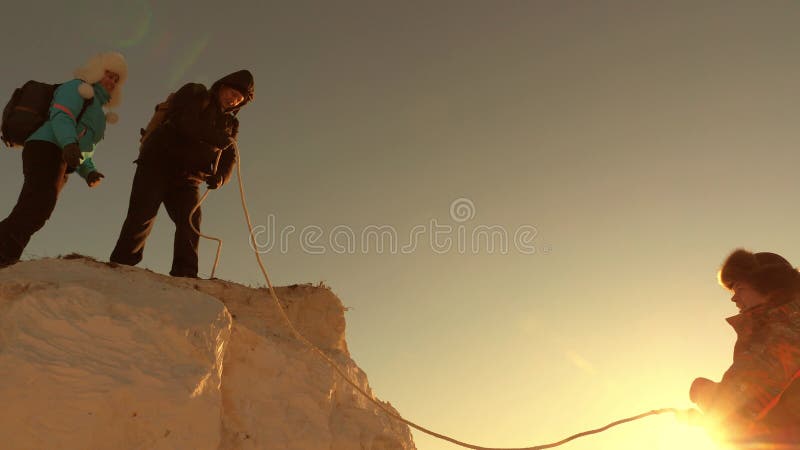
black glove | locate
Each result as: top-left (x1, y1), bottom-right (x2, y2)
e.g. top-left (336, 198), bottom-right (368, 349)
top-left (222, 135), bottom-right (237, 150)
top-left (86, 171), bottom-right (104, 188)
top-left (210, 133), bottom-right (236, 150)
top-left (63, 143), bottom-right (82, 168)
top-left (206, 174), bottom-right (223, 190)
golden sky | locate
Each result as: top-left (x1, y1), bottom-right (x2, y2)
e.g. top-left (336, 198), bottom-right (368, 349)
top-left (2, 1), bottom-right (800, 449)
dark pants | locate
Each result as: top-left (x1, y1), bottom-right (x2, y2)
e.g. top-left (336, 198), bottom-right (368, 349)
top-left (0, 140), bottom-right (68, 264)
top-left (110, 163), bottom-right (201, 277)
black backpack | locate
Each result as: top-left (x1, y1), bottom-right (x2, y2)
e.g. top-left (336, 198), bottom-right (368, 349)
top-left (1, 80), bottom-right (91, 148)
top-left (139, 92), bottom-right (175, 145)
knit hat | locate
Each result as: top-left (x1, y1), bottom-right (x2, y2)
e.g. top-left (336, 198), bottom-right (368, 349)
top-left (718, 249), bottom-right (799, 294)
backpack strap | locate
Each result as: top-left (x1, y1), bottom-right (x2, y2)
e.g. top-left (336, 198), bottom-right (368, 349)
top-left (71, 79), bottom-right (92, 125)
top-left (51, 81), bottom-right (92, 126)
top-left (75, 97), bottom-right (92, 124)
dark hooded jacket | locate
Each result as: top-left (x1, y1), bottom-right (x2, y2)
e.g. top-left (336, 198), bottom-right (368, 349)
top-left (138, 70), bottom-right (255, 185)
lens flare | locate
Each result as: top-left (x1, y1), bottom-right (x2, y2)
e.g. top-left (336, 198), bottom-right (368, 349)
top-left (115, 0), bottom-right (153, 48)
top-left (168, 34), bottom-right (211, 89)
top-left (77, 0), bottom-right (152, 48)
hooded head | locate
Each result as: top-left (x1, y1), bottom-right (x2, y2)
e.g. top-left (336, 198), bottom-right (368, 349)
top-left (73, 51), bottom-right (128, 109)
top-left (210, 70), bottom-right (254, 113)
top-left (718, 249), bottom-right (800, 297)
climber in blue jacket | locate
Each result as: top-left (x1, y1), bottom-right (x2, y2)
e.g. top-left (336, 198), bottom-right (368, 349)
top-left (0, 51), bottom-right (127, 267)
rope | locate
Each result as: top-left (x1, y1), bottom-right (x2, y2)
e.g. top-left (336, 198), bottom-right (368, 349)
top-left (189, 190), bottom-right (222, 279)
top-left (518, 409), bottom-right (679, 450)
top-left (193, 142), bottom-right (687, 449)
top-left (190, 150), bottom-right (224, 279)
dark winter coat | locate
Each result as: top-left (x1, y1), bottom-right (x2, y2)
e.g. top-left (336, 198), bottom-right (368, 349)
top-left (138, 70), bottom-right (254, 185)
top-left (706, 294), bottom-right (800, 446)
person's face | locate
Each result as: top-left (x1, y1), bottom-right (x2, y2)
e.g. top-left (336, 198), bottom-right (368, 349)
top-left (99, 70), bottom-right (120, 93)
top-left (219, 85), bottom-right (245, 110)
top-left (730, 281), bottom-right (770, 312)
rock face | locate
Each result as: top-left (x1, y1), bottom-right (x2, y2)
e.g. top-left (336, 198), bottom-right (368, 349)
top-left (0, 257), bottom-right (415, 450)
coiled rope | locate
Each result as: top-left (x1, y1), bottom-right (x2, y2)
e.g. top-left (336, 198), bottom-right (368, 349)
top-left (191, 143), bottom-right (687, 449)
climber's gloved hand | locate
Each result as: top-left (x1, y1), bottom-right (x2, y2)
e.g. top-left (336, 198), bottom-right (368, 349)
top-left (206, 174), bottom-right (223, 190)
top-left (690, 377), bottom-right (718, 410)
top-left (86, 171), bottom-right (104, 188)
top-left (63, 143), bottom-right (82, 169)
top-left (214, 135), bottom-right (236, 151)
top-left (224, 135), bottom-right (237, 149)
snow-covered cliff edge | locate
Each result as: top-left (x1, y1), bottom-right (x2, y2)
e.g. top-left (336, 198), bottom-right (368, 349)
top-left (0, 256), bottom-right (415, 450)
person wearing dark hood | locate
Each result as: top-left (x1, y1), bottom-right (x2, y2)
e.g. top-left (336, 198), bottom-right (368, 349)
top-left (689, 249), bottom-right (800, 448)
top-left (0, 52), bottom-right (127, 268)
top-left (109, 70), bottom-right (254, 278)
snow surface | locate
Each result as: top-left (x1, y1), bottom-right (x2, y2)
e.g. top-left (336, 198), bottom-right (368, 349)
top-left (0, 256), bottom-right (415, 450)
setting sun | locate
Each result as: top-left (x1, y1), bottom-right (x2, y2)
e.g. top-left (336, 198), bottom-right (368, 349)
top-left (657, 420), bottom-right (720, 450)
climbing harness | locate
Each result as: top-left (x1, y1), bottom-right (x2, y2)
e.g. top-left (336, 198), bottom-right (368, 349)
top-left (191, 143), bottom-right (692, 449)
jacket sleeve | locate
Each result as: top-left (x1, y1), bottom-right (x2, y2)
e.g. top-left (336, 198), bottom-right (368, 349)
top-left (49, 80), bottom-right (85, 149)
top-left (75, 126), bottom-right (99, 179)
top-left (170, 83), bottom-right (232, 149)
top-left (76, 152), bottom-right (97, 179)
top-left (707, 325), bottom-right (800, 426)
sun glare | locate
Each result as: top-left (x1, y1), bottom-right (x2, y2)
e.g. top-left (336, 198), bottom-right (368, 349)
top-left (658, 420), bottom-right (721, 450)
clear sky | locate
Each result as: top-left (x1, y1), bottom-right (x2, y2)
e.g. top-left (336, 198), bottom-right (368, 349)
top-left (2, 1), bottom-right (799, 449)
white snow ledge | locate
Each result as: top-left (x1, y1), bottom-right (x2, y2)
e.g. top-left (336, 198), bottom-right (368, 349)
top-left (0, 256), bottom-right (414, 450)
